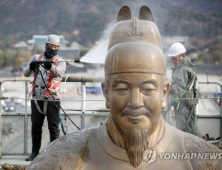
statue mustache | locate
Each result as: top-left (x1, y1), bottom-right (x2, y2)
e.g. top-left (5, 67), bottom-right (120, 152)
top-left (121, 107), bottom-right (151, 117)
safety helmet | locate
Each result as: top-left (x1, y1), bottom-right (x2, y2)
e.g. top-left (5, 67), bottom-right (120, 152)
top-left (168, 42), bottom-right (186, 58)
top-left (45, 34), bottom-right (60, 46)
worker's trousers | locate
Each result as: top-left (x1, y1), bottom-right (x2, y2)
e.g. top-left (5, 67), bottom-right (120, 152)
top-left (174, 104), bottom-right (195, 134)
top-left (31, 100), bottom-right (60, 153)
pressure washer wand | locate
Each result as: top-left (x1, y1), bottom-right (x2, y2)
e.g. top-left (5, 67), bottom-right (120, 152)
top-left (33, 59), bottom-right (80, 65)
top-left (33, 60), bottom-right (81, 74)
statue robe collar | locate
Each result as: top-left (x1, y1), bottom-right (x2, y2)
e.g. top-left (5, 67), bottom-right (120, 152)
top-left (97, 116), bottom-right (174, 161)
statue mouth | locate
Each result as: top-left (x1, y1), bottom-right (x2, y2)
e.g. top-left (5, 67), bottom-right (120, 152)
top-left (127, 115), bottom-right (145, 124)
top-left (121, 107), bottom-right (150, 124)
top-left (127, 115), bottom-right (145, 119)
top-left (121, 107), bottom-right (150, 116)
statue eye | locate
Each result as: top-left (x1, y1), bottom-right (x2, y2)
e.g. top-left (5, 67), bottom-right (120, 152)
top-left (116, 88), bottom-right (128, 91)
top-left (141, 84), bottom-right (157, 95)
top-left (115, 83), bottom-right (129, 94)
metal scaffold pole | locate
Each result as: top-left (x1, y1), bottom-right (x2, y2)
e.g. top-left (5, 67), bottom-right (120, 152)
top-left (81, 82), bottom-right (86, 129)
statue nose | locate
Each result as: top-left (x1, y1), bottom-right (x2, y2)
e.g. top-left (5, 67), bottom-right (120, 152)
top-left (129, 88), bottom-right (144, 108)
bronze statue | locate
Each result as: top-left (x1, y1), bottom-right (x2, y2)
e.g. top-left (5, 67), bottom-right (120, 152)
top-left (27, 6), bottom-right (222, 170)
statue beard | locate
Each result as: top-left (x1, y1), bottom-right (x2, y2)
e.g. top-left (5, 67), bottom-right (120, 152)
top-left (122, 128), bottom-right (150, 167)
top-left (120, 107), bottom-right (151, 167)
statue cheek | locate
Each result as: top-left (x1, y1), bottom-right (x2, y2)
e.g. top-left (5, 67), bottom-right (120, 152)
top-left (144, 96), bottom-right (162, 112)
top-left (111, 95), bottom-right (128, 113)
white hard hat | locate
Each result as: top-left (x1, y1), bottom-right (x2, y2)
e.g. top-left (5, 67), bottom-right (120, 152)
top-left (45, 34), bottom-right (60, 46)
top-left (168, 42), bottom-right (186, 58)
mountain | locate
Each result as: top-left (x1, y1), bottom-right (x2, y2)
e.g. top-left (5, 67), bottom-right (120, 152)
top-left (0, 0), bottom-right (221, 64)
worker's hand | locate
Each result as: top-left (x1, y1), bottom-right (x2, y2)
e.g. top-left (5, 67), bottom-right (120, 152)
top-left (29, 61), bottom-right (36, 71)
top-left (44, 62), bottom-right (52, 70)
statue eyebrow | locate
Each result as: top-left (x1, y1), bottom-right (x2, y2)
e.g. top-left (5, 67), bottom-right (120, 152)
top-left (112, 78), bottom-right (158, 86)
top-left (142, 79), bottom-right (158, 86)
top-left (113, 78), bottom-right (130, 84)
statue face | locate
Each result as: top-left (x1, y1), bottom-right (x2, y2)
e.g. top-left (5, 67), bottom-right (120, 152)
top-left (103, 32), bottom-right (168, 132)
top-left (102, 73), bottom-right (168, 131)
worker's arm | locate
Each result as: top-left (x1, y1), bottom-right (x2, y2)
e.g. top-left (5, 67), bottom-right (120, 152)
top-left (48, 58), bottom-right (66, 78)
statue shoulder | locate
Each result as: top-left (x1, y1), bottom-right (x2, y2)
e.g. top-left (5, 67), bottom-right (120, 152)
top-left (27, 128), bottom-right (91, 170)
top-left (184, 133), bottom-right (222, 169)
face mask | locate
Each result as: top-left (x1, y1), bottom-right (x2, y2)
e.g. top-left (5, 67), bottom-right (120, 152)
top-left (45, 44), bottom-right (58, 59)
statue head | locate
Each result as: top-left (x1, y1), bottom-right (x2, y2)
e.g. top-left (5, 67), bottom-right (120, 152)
top-left (102, 6), bottom-right (169, 167)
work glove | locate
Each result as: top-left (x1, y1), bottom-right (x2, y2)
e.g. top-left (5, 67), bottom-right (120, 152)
top-left (29, 61), bottom-right (36, 71)
top-left (44, 62), bottom-right (52, 70)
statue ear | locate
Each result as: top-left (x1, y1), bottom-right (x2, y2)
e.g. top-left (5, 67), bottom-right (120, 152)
top-left (117, 6), bottom-right (131, 22)
top-left (139, 5), bottom-right (154, 22)
top-left (102, 82), bottom-right (110, 108)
